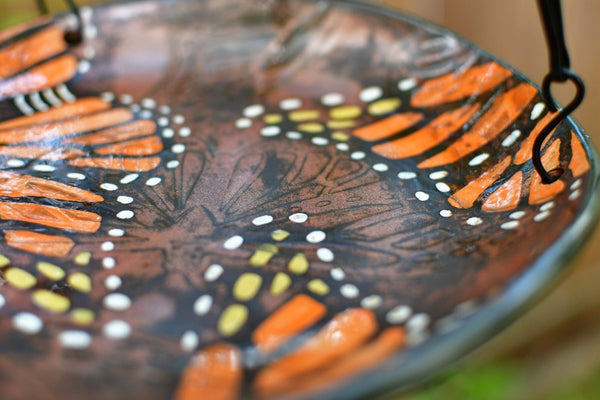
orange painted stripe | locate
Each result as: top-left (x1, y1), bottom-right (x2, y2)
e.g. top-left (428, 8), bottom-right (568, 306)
top-left (372, 104), bottom-right (480, 160)
top-left (0, 26), bottom-right (67, 80)
top-left (0, 202), bottom-right (101, 233)
top-left (68, 156), bottom-right (161, 172)
top-left (0, 146), bottom-right (83, 160)
top-left (514, 112), bottom-right (556, 165)
top-left (65, 120), bottom-right (157, 145)
top-left (0, 54), bottom-right (77, 100)
top-left (529, 139), bottom-right (565, 205)
top-left (448, 156), bottom-right (512, 209)
top-left (353, 112), bottom-right (423, 142)
top-left (419, 84), bottom-right (538, 168)
top-left (0, 108), bottom-right (133, 144)
top-left (0, 171), bottom-right (103, 202)
top-left (95, 135), bottom-right (163, 156)
top-left (5, 230), bottom-right (74, 257)
top-left (482, 171), bottom-right (523, 212)
top-left (411, 62), bottom-right (513, 108)
top-left (0, 98), bottom-right (111, 130)
top-left (569, 131), bottom-right (590, 178)
top-left (252, 294), bottom-right (327, 352)
top-left (175, 343), bottom-right (242, 400)
top-left (254, 308), bottom-right (378, 397)
top-left (0, 18), bottom-right (52, 43)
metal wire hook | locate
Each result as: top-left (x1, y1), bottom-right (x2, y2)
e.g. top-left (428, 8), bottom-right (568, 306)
top-left (36, 0), bottom-right (83, 44)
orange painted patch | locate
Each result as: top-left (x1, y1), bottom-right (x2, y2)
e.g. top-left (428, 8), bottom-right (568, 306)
top-left (353, 112), bottom-right (423, 141)
top-left (0, 146), bottom-right (83, 160)
top-left (254, 308), bottom-right (378, 397)
top-left (529, 139), bottom-right (565, 205)
top-left (0, 171), bottom-right (103, 202)
top-left (175, 343), bottom-right (242, 400)
top-left (65, 120), bottom-right (157, 145)
top-left (514, 112), bottom-right (557, 165)
top-left (448, 156), bottom-right (512, 209)
top-left (482, 171), bottom-right (523, 212)
top-left (411, 62), bottom-right (513, 108)
top-left (68, 156), bottom-right (162, 172)
top-left (372, 104), bottom-right (480, 159)
top-left (252, 294), bottom-right (327, 352)
top-left (95, 135), bottom-right (163, 156)
top-left (5, 230), bottom-right (74, 257)
top-left (0, 202), bottom-right (101, 233)
top-left (419, 84), bottom-right (537, 168)
top-left (570, 131), bottom-right (590, 178)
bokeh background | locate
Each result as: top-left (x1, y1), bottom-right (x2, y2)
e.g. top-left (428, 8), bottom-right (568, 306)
top-left (1, 1), bottom-right (599, 399)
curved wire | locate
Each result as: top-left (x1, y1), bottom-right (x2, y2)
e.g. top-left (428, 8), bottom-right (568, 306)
top-left (36, 0), bottom-right (83, 44)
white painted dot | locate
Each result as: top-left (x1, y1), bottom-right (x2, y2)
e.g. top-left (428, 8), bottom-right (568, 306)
top-left (289, 213), bottom-right (308, 223)
top-left (103, 320), bottom-right (131, 340)
top-left (102, 257), bottom-right (116, 269)
top-left (261, 126), bottom-right (281, 137)
top-left (330, 268), bottom-right (345, 281)
top-left (429, 171), bottom-right (448, 180)
top-left (386, 305), bottom-right (412, 324)
top-left (340, 284), bottom-right (359, 298)
top-left (162, 128), bottom-right (174, 138)
top-left (100, 183), bottom-right (118, 191)
top-left (509, 211), bottom-right (526, 219)
top-left (167, 160), bottom-right (180, 169)
top-left (286, 131), bottom-right (302, 140)
top-left (77, 60), bottom-right (91, 74)
top-left (130, 104), bottom-right (141, 113)
top-left (204, 264), bottom-right (224, 282)
top-left (407, 330), bottom-right (430, 347)
top-left (105, 275), bottom-right (122, 291)
top-left (235, 118), bottom-right (252, 129)
top-left (501, 220), bottom-right (519, 230)
top-left (157, 117), bottom-right (169, 127)
top-left (361, 295), bottom-right (383, 309)
top-left (58, 330), bottom-right (91, 349)
top-left (172, 144), bottom-right (186, 154)
top-left (502, 130), bottom-right (521, 147)
top-left (468, 153), bottom-right (490, 166)
top-left (415, 191), bottom-right (429, 201)
top-left (159, 105), bottom-right (171, 115)
top-left (180, 330), bottom-right (199, 352)
top-left (373, 163), bottom-right (389, 172)
top-left (13, 312), bottom-right (43, 334)
top-left (540, 201), bottom-right (555, 212)
top-left (0, 294), bottom-right (4, 309)
top-left (173, 115), bottom-right (185, 124)
top-left (534, 211), bottom-right (551, 222)
top-left (146, 177), bottom-right (162, 187)
top-left (321, 93), bottom-right (345, 106)
top-left (101, 241), bottom-right (114, 252)
top-left (316, 248), bottom-right (334, 262)
top-left (33, 164), bottom-right (55, 172)
top-left (252, 215), bottom-right (273, 226)
top-left (178, 127), bottom-right (191, 137)
top-left (398, 77), bottom-right (417, 91)
top-left (119, 94), bottom-right (133, 105)
top-left (67, 172), bottom-right (85, 180)
top-left (398, 171), bottom-right (417, 180)
top-left (569, 189), bottom-right (582, 200)
top-left (436, 182), bottom-right (451, 193)
top-left (570, 179), bottom-right (582, 190)
top-left (117, 196), bottom-right (134, 205)
top-left (116, 210), bottom-right (134, 219)
top-left (100, 92), bottom-right (114, 102)
top-left (279, 98), bottom-right (301, 110)
top-left (336, 143), bottom-right (349, 151)
top-left (467, 217), bottom-right (483, 226)
top-left (311, 137), bottom-right (329, 146)
top-left (359, 86), bottom-right (383, 102)
top-left (7, 159), bottom-right (25, 168)
top-left (406, 313), bottom-right (431, 332)
top-left (350, 151), bottom-right (365, 160)
top-left (224, 235), bottom-right (244, 250)
top-left (440, 209), bottom-right (453, 218)
top-left (194, 295), bottom-right (213, 316)
top-left (141, 98), bottom-right (156, 109)
top-left (103, 293), bottom-right (131, 311)
top-left (306, 230), bottom-right (326, 243)
top-left (530, 102), bottom-right (545, 120)
top-left (243, 105), bottom-right (265, 118)
top-left (120, 174), bottom-right (139, 184)
top-left (84, 25), bottom-right (97, 39)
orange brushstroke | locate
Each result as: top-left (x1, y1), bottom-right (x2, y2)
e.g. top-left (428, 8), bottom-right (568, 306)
top-left (529, 139), bottom-right (565, 205)
top-left (569, 131), bottom-right (590, 178)
top-left (353, 112), bottom-right (423, 142)
top-left (482, 171), bottom-right (523, 212)
top-left (0, 54), bottom-right (77, 100)
top-left (0, 171), bottom-right (103, 202)
top-left (68, 156), bottom-right (161, 172)
top-left (0, 108), bottom-right (133, 144)
top-left (0, 26), bottom-right (67, 80)
top-left (254, 308), bottom-right (378, 397)
top-left (95, 135), bottom-right (163, 156)
top-left (419, 84), bottom-right (537, 168)
top-left (448, 156), bottom-right (512, 209)
top-left (0, 98), bottom-right (111, 130)
top-left (411, 62), bottom-right (513, 108)
top-left (175, 343), bottom-right (242, 400)
top-left (514, 112), bottom-right (557, 165)
top-left (5, 230), bottom-right (74, 257)
top-left (372, 104), bottom-right (480, 159)
top-left (65, 120), bottom-right (157, 145)
top-left (252, 294), bottom-right (327, 352)
top-left (0, 202), bottom-right (101, 233)
top-left (0, 146), bottom-right (83, 160)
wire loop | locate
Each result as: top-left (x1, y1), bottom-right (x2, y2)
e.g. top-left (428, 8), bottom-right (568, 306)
top-left (36, 0), bottom-right (83, 44)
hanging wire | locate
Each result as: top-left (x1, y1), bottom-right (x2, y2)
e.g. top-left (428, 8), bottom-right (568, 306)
top-left (534, 0), bottom-right (585, 183)
top-left (36, 0), bottom-right (83, 44)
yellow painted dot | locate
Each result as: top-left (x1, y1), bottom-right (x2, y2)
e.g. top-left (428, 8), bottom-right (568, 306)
top-left (74, 252), bottom-right (91, 266)
top-left (331, 131), bottom-right (349, 141)
top-left (249, 244), bottom-right (279, 267)
top-left (330, 105), bottom-right (362, 120)
top-left (288, 253), bottom-right (309, 275)
top-left (5, 268), bottom-right (36, 290)
top-left (289, 110), bottom-right (320, 122)
top-left (67, 273), bottom-right (92, 293)
top-left (233, 273), bottom-right (263, 301)
top-left (0, 254), bottom-right (10, 268)
top-left (368, 98), bottom-right (401, 115)
top-left (297, 123), bottom-right (324, 133)
top-left (270, 272), bottom-right (291, 296)
top-left (37, 262), bottom-right (65, 281)
top-left (264, 114), bottom-right (283, 124)
top-left (327, 120), bottom-right (355, 129)
top-left (307, 279), bottom-right (330, 295)
top-left (271, 229), bottom-right (290, 242)
top-left (71, 308), bottom-right (95, 325)
top-left (218, 304), bottom-right (248, 337)
top-left (32, 290), bottom-right (70, 313)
